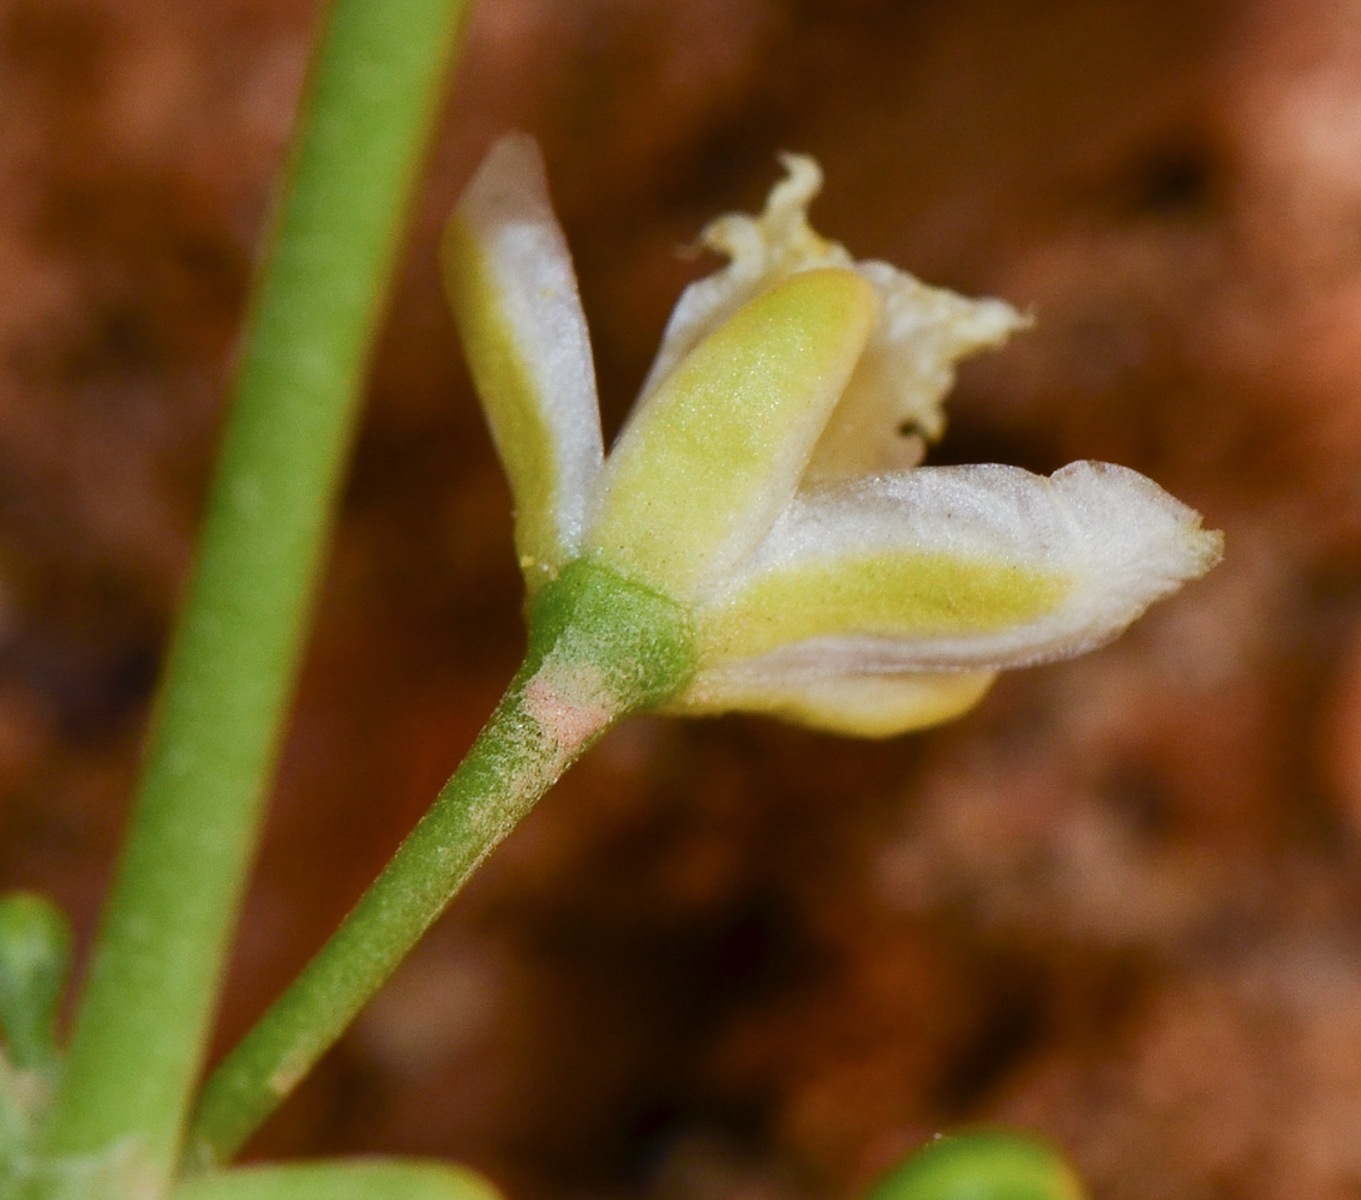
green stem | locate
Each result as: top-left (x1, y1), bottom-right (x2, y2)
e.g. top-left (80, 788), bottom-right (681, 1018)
top-left (42, 0), bottom-right (473, 1185)
top-left (187, 661), bottom-right (614, 1168)
top-left (187, 561), bottom-right (694, 1167)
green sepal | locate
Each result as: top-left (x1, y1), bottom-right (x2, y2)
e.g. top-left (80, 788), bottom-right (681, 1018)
top-left (863, 1131), bottom-right (1088, 1200)
top-left (526, 559), bottom-right (696, 714)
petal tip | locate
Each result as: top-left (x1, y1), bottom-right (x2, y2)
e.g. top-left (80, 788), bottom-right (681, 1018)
top-left (1053, 460), bottom-right (1224, 590)
top-left (455, 131), bottom-right (550, 229)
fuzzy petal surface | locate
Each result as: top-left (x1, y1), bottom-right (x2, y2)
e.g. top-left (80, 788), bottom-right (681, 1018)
top-left (637, 155), bottom-right (851, 402)
top-left (443, 134), bottom-right (603, 590)
top-left (801, 261), bottom-right (1029, 485)
top-left (635, 154), bottom-right (1027, 487)
top-left (689, 460), bottom-right (1224, 676)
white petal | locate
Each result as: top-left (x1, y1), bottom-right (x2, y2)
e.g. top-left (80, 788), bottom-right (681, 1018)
top-left (690, 461), bottom-right (1224, 672)
top-left (636, 154), bottom-right (854, 405)
top-left (631, 153), bottom-right (1028, 488)
top-left (801, 263), bottom-right (1030, 486)
top-left (443, 134), bottom-right (603, 589)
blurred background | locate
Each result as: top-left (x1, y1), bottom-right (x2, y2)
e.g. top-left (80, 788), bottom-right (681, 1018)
top-left (5, 1), bottom-right (1361, 1197)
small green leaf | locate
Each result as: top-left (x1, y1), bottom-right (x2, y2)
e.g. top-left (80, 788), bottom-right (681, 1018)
top-left (864, 1131), bottom-right (1088, 1200)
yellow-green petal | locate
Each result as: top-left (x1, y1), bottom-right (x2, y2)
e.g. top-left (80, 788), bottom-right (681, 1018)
top-left (697, 550), bottom-right (1066, 665)
top-left (636, 154), bottom-right (852, 401)
top-left (664, 666), bottom-right (997, 738)
top-left (588, 267), bottom-right (878, 600)
top-left (443, 134), bottom-right (603, 591)
top-left (631, 153), bottom-right (1028, 490)
top-left (692, 461), bottom-right (1223, 674)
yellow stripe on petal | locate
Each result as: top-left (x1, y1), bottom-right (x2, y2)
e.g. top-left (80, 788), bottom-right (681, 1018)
top-left (696, 551), bottom-right (1068, 664)
top-left (445, 225), bottom-right (561, 582)
top-left (444, 135), bottom-right (603, 591)
top-left (691, 461), bottom-right (1221, 674)
top-left (665, 665), bottom-right (997, 738)
top-left (589, 267), bottom-right (878, 600)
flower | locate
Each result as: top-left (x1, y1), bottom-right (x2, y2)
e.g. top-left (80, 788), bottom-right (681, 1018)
top-left (442, 134), bottom-right (1222, 738)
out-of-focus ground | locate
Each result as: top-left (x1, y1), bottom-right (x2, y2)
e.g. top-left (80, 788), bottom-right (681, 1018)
top-left (5, 0), bottom-right (1361, 1197)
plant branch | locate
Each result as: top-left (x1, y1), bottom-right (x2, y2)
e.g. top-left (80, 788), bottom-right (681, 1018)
top-left (187, 662), bottom-right (614, 1168)
top-left (40, 0), bottom-right (474, 1185)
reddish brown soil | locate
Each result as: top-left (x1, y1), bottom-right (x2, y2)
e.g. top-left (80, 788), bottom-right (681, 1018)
top-left (5, 2), bottom-right (1361, 1198)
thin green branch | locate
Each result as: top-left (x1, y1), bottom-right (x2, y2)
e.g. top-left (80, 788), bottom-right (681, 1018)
top-left (188, 560), bottom-right (694, 1167)
top-left (41, 0), bottom-right (473, 1186)
top-left (187, 665), bottom-right (610, 1169)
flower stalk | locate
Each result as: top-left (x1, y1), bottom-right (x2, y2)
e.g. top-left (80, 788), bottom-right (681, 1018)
top-left (14, 75), bottom-right (1217, 1199)
top-left (188, 562), bottom-right (694, 1165)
